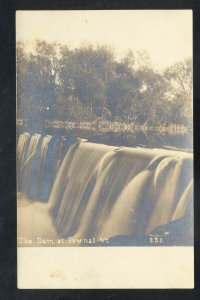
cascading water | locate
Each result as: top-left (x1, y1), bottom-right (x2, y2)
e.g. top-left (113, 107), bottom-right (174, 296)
top-left (49, 140), bottom-right (117, 237)
top-left (33, 135), bottom-right (52, 200)
top-left (17, 133), bottom-right (68, 201)
top-left (48, 140), bottom-right (193, 244)
top-left (17, 132), bottom-right (30, 174)
top-left (17, 133), bottom-right (41, 195)
top-left (17, 135), bottom-right (193, 246)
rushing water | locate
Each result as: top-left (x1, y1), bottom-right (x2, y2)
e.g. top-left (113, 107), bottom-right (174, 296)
top-left (17, 132), bottom-right (193, 246)
top-left (17, 132), bottom-right (72, 201)
top-left (49, 140), bottom-right (193, 240)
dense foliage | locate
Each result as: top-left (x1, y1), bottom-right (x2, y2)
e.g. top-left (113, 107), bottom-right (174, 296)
top-left (17, 40), bottom-right (192, 126)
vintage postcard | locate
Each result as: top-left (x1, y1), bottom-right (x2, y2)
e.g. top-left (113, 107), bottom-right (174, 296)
top-left (16, 10), bottom-right (193, 288)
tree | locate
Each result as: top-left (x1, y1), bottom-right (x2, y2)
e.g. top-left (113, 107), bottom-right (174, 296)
top-left (164, 58), bottom-right (192, 124)
top-left (135, 67), bottom-right (170, 124)
top-left (58, 45), bottom-right (115, 116)
top-left (16, 40), bottom-right (192, 126)
top-left (106, 60), bottom-right (140, 121)
top-left (16, 41), bottom-right (29, 117)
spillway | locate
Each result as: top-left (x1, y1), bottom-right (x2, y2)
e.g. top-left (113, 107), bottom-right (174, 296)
top-left (17, 133), bottom-right (193, 245)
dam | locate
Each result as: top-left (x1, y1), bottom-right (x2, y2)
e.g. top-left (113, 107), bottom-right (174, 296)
top-left (17, 132), bottom-right (193, 246)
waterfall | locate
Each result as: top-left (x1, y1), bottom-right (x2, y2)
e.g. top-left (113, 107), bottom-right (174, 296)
top-left (17, 134), bottom-right (193, 244)
top-left (49, 140), bottom-right (193, 241)
top-left (18, 133), bottom-right (41, 195)
top-left (34, 135), bottom-right (52, 200)
top-left (172, 179), bottom-right (193, 221)
top-left (17, 132), bottom-right (30, 174)
top-left (49, 140), bottom-right (117, 236)
top-left (17, 133), bottom-right (63, 201)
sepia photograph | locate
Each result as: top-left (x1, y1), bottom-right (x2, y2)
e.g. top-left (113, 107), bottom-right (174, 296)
top-left (16, 10), bottom-right (193, 288)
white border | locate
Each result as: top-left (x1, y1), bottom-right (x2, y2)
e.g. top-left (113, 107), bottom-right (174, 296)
top-left (18, 247), bottom-right (194, 289)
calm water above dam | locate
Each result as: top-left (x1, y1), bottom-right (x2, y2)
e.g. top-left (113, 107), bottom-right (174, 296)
top-left (17, 119), bottom-right (192, 151)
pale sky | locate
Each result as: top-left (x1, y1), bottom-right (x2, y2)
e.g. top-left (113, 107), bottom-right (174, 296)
top-left (16, 10), bottom-right (192, 70)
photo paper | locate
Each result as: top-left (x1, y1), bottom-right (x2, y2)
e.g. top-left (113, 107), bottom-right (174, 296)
top-left (16, 10), bottom-right (193, 288)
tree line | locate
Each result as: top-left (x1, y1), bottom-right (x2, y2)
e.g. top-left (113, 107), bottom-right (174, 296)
top-left (17, 40), bottom-right (192, 127)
